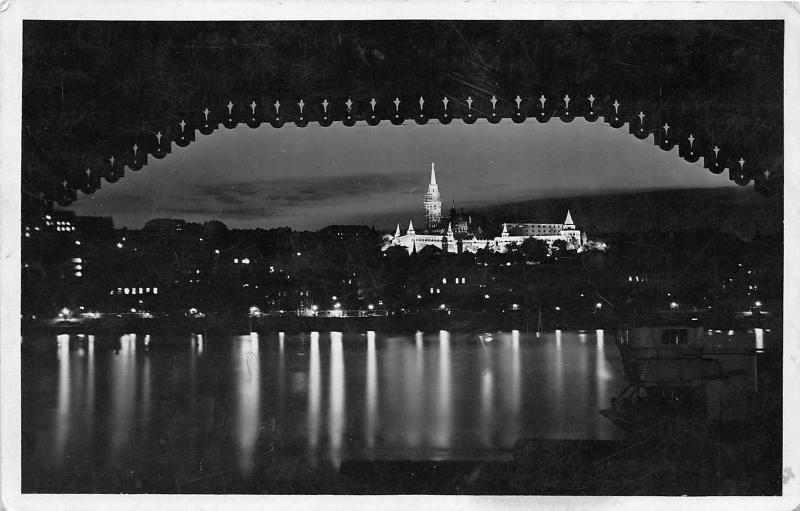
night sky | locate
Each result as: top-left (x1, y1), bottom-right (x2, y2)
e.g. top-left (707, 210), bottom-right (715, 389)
top-left (63, 118), bottom-right (735, 231)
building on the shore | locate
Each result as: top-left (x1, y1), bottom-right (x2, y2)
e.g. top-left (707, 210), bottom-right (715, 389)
top-left (383, 163), bottom-right (586, 254)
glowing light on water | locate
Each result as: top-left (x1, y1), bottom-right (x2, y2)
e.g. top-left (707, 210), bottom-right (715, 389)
top-left (55, 335), bottom-right (71, 468)
top-left (308, 332), bottom-right (321, 452)
top-left (436, 330), bottom-right (452, 448)
top-left (555, 329), bottom-right (562, 349)
top-left (366, 331), bottom-right (378, 449)
top-left (236, 333), bottom-right (260, 478)
top-left (595, 329), bottom-right (611, 407)
top-left (144, 334), bottom-right (151, 347)
top-left (504, 331), bottom-right (522, 445)
top-left (480, 369), bottom-right (493, 447)
top-left (329, 332), bottom-right (345, 466)
top-left (754, 328), bottom-right (764, 352)
top-left (279, 331), bottom-right (285, 351)
top-left (109, 333), bottom-right (136, 467)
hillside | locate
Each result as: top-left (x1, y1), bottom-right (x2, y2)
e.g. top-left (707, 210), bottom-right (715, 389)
top-left (477, 186), bottom-right (782, 239)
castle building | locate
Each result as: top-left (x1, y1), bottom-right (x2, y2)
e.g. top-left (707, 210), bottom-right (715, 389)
top-left (424, 163), bottom-right (442, 231)
top-left (384, 163), bottom-right (586, 255)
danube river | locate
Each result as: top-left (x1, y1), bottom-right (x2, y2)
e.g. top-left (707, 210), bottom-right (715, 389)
top-left (22, 328), bottom-right (768, 493)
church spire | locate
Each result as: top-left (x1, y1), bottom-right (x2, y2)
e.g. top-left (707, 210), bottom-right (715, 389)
top-left (394, 223), bottom-right (401, 238)
top-left (446, 222), bottom-right (454, 236)
top-left (407, 219), bottom-right (415, 235)
top-left (430, 162), bottom-right (437, 185)
top-left (564, 209), bottom-right (575, 227)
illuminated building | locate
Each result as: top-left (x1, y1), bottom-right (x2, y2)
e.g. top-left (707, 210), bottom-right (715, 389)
top-left (384, 166), bottom-right (587, 254)
top-left (424, 162), bottom-right (442, 231)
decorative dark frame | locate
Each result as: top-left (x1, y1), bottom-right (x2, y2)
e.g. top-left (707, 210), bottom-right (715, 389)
top-left (21, 20), bottom-right (783, 206)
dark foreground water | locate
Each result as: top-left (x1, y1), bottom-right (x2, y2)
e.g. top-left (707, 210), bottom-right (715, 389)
top-left (20, 329), bottom-right (769, 493)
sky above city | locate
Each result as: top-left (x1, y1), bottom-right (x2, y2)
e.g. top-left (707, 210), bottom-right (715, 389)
top-left (63, 118), bottom-right (736, 231)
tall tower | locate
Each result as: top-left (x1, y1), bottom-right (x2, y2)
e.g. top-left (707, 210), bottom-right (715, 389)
top-left (424, 162), bottom-right (442, 231)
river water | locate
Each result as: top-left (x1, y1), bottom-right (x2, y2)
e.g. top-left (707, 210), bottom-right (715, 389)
top-left (21, 328), bottom-right (765, 493)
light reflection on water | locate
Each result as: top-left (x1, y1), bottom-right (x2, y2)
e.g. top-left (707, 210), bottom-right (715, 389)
top-left (236, 333), bottom-right (260, 477)
top-left (25, 328), bottom-right (771, 490)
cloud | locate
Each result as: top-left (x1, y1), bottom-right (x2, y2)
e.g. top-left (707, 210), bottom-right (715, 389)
top-left (187, 173), bottom-right (418, 212)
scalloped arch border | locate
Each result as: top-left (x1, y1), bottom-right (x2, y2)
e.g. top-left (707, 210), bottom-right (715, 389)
top-left (56, 92), bottom-right (780, 206)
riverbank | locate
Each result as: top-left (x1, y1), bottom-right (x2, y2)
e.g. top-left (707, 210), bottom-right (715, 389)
top-left (22, 309), bottom-right (781, 340)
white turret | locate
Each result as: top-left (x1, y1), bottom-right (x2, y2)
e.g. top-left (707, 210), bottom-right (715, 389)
top-left (501, 223), bottom-right (509, 237)
top-left (407, 219), bottom-right (415, 235)
top-left (424, 162), bottom-right (442, 231)
top-left (564, 210), bottom-right (575, 229)
top-left (394, 223), bottom-right (401, 238)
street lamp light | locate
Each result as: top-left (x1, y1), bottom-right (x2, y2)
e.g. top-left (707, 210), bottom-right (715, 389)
top-left (670, 302), bottom-right (678, 310)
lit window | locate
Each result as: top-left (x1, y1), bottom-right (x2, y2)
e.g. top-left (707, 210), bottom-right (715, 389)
top-left (146, 287), bottom-right (151, 293)
top-left (75, 272), bottom-right (82, 277)
top-left (234, 258), bottom-right (239, 264)
top-left (153, 287), bottom-right (158, 295)
top-left (430, 287), bottom-right (434, 294)
top-left (124, 288), bottom-right (130, 295)
top-left (442, 278), bottom-right (447, 284)
top-left (132, 288), bottom-right (137, 295)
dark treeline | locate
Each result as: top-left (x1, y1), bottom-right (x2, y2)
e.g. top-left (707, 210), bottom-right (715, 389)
top-left (22, 214), bottom-right (782, 329)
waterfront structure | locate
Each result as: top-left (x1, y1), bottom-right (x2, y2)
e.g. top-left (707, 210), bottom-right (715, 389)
top-left (385, 164), bottom-right (586, 254)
